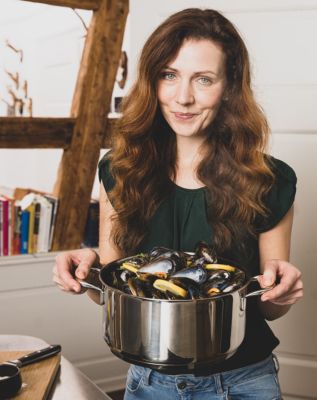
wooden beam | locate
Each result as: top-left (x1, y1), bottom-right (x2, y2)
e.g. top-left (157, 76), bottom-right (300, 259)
top-left (0, 117), bottom-right (74, 148)
top-left (21, 0), bottom-right (101, 11)
top-left (0, 117), bottom-right (114, 148)
top-left (52, 0), bottom-right (128, 250)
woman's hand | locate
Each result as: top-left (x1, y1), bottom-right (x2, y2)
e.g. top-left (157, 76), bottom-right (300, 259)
top-left (53, 248), bottom-right (99, 294)
top-left (258, 259), bottom-right (304, 306)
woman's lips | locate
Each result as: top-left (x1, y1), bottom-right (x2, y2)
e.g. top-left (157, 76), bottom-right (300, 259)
top-left (173, 112), bottom-right (198, 120)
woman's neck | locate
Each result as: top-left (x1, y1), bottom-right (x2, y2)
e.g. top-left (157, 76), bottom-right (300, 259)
top-left (174, 136), bottom-right (206, 189)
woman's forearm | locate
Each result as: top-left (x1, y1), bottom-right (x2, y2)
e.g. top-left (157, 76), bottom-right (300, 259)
top-left (258, 299), bottom-right (291, 321)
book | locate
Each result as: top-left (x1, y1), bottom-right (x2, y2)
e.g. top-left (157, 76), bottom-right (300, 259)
top-left (12, 202), bottom-right (21, 255)
top-left (20, 209), bottom-right (30, 254)
top-left (37, 196), bottom-right (52, 253)
top-left (44, 194), bottom-right (58, 250)
top-left (0, 196), bottom-right (9, 256)
top-left (27, 202), bottom-right (36, 253)
top-left (33, 202), bottom-right (41, 254)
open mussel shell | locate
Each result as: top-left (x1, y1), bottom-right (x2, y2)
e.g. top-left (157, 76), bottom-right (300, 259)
top-left (194, 241), bottom-right (217, 263)
top-left (207, 269), bottom-right (233, 283)
top-left (170, 265), bottom-right (208, 285)
top-left (137, 256), bottom-right (182, 278)
top-left (127, 277), bottom-right (148, 297)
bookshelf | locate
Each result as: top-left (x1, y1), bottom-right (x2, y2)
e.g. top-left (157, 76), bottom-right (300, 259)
top-left (0, 0), bottom-right (129, 251)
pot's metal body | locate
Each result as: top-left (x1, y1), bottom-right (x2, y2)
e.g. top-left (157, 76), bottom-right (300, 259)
top-left (103, 286), bottom-right (246, 372)
top-left (80, 258), bottom-right (272, 373)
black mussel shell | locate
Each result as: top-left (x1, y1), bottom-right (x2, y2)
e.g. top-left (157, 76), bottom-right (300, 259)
top-left (150, 247), bottom-right (188, 268)
top-left (207, 270), bottom-right (233, 283)
top-left (127, 254), bottom-right (149, 267)
top-left (201, 279), bottom-right (229, 297)
top-left (149, 246), bottom-right (171, 258)
top-left (119, 269), bottom-right (134, 283)
top-left (170, 266), bottom-right (208, 285)
top-left (194, 241), bottom-right (217, 263)
top-left (127, 277), bottom-right (149, 297)
top-left (137, 257), bottom-right (177, 277)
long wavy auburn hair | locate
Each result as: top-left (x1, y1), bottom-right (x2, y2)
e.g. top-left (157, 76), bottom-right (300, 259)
top-left (107, 8), bottom-right (275, 255)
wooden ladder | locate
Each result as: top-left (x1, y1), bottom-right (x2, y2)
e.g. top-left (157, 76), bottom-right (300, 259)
top-left (0, 0), bottom-right (129, 250)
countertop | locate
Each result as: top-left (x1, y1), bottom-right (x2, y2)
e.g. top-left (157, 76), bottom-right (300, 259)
top-left (0, 335), bottom-right (112, 400)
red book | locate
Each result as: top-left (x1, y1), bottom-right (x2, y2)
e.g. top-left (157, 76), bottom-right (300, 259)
top-left (0, 196), bottom-right (9, 256)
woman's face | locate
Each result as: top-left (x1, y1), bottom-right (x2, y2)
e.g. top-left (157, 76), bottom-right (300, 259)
top-left (157, 39), bottom-right (226, 139)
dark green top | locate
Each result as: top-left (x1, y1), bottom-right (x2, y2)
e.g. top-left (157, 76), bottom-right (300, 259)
top-left (98, 155), bottom-right (297, 373)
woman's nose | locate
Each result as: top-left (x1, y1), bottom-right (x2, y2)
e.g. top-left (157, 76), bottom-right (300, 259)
top-left (175, 81), bottom-right (194, 105)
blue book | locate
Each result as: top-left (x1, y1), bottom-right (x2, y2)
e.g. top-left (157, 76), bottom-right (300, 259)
top-left (20, 210), bottom-right (30, 254)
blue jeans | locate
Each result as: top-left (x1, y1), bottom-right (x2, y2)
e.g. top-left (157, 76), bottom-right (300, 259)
top-left (124, 355), bottom-right (282, 400)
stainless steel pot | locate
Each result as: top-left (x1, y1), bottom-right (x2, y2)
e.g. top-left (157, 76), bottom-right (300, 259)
top-left (80, 256), bottom-right (273, 373)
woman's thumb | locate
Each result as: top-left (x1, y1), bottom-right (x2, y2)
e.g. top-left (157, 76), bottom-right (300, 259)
top-left (75, 260), bottom-right (92, 279)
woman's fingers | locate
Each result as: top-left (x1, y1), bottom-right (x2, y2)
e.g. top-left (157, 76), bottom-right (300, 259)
top-left (53, 249), bottom-right (98, 293)
top-left (260, 259), bottom-right (303, 305)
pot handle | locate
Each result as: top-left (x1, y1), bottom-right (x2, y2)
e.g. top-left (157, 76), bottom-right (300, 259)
top-left (243, 275), bottom-right (275, 298)
top-left (77, 266), bottom-right (105, 304)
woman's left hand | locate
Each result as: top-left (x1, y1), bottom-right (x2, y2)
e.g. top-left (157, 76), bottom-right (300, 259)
top-left (257, 259), bottom-right (304, 305)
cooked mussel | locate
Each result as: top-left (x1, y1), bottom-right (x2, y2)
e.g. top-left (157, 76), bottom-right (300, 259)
top-left (127, 277), bottom-right (147, 297)
top-left (150, 247), bottom-right (188, 268)
top-left (194, 241), bottom-right (217, 263)
top-left (207, 269), bottom-right (233, 283)
top-left (137, 255), bottom-right (182, 279)
top-left (201, 278), bottom-right (231, 297)
top-left (170, 265), bottom-right (208, 285)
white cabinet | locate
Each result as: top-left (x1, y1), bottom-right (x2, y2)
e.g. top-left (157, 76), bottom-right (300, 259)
top-left (0, 253), bottom-right (129, 393)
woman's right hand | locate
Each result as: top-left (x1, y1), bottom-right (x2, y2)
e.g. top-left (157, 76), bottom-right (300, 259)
top-left (53, 248), bottom-right (99, 294)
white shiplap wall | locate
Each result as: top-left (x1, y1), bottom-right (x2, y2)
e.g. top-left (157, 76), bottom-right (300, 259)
top-left (0, 0), bottom-right (316, 397)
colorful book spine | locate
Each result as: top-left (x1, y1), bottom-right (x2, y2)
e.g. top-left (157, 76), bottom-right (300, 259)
top-left (27, 203), bottom-right (35, 253)
top-left (13, 204), bottom-right (21, 255)
top-left (20, 210), bottom-right (30, 254)
top-left (0, 197), bottom-right (9, 256)
top-left (8, 199), bottom-right (12, 256)
top-left (33, 202), bottom-right (41, 253)
top-left (44, 195), bottom-right (58, 251)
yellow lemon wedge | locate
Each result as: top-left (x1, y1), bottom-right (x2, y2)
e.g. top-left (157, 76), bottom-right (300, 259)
top-left (153, 279), bottom-right (188, 298)
top-left (204, 264), bottom-right (236, 272)
top-left (120, 262), bottom-right (139, 273)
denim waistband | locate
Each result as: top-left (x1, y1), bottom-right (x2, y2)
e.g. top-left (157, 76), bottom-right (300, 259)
top-left (129, 354), bottom-right (276, 391)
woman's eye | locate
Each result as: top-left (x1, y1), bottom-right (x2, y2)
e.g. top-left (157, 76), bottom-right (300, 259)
top-left (161, 72), bottom-right (176, 80)
top-left (198, 77), bottom-right (212, 85)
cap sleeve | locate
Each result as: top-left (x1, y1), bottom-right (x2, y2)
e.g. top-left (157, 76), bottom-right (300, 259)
top-left (98, 153), bottom-right (115, 193)
top-left (256, 157), bottom-right (297, 233)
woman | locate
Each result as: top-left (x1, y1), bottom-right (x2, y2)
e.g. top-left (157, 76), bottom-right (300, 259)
top-left (53, 8), bottom-right (303, 399)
